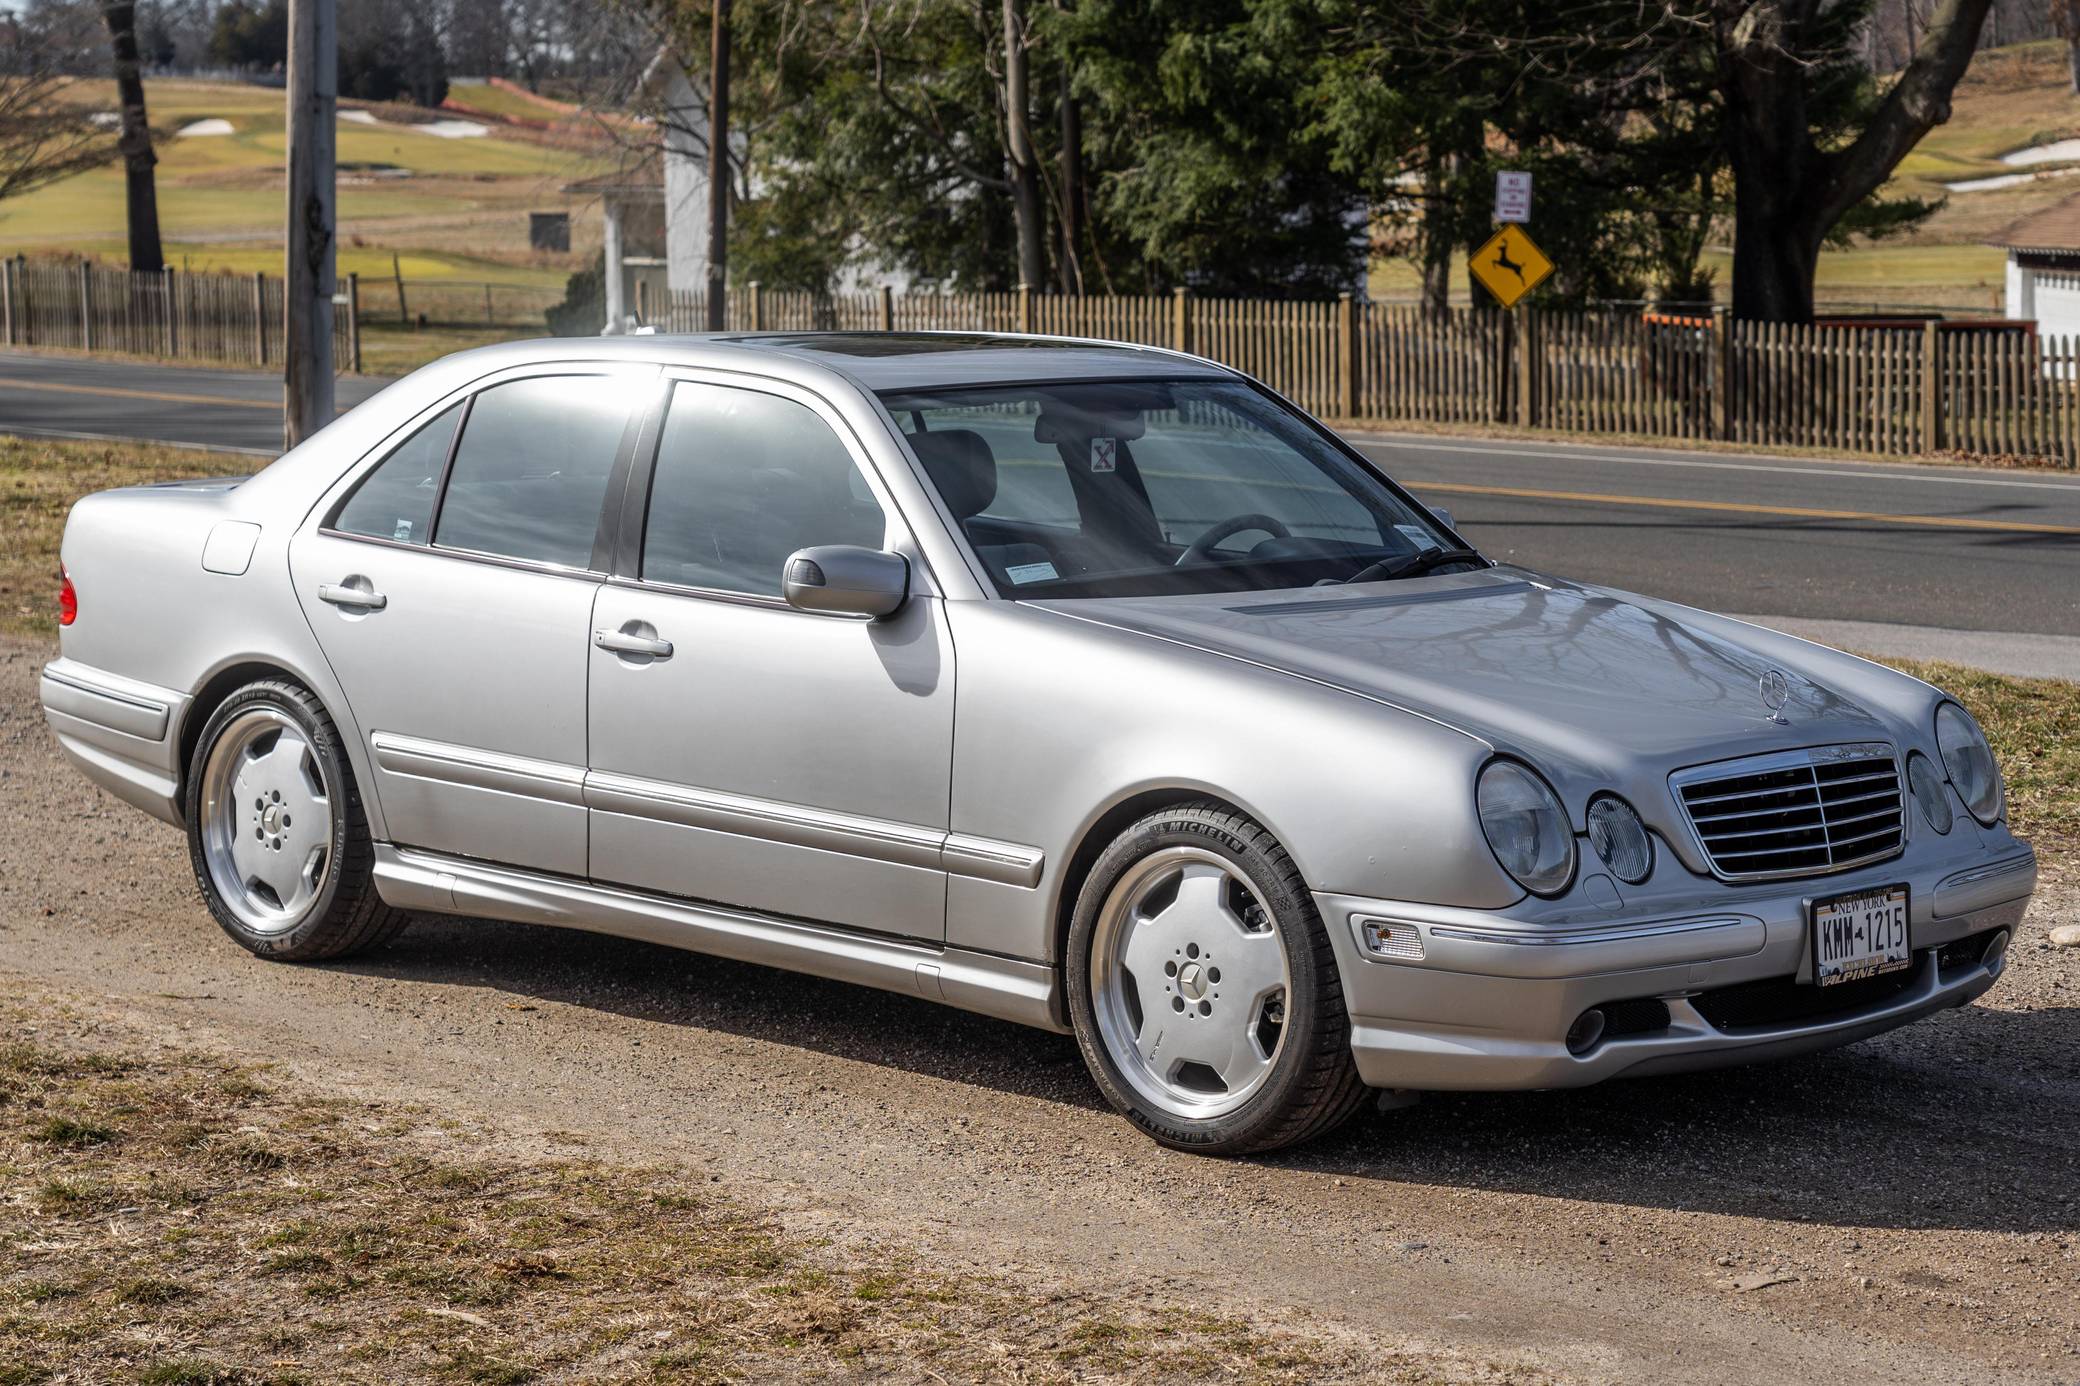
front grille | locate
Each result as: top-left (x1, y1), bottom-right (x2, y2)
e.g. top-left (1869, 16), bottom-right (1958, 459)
top-left (1692, 959), bottom-right (1922, 1032)
top-left (1673, 744), bottom-right (1905, 881)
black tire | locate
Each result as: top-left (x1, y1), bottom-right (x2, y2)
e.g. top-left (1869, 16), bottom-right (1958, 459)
top-left (1066, 802), bottom-right (1369, 1155)
top-left (183, 678), bottom-right (407, 962)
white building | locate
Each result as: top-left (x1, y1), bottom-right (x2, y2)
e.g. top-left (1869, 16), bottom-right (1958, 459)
top-left (1994, 196), bottom-right (2080, 334)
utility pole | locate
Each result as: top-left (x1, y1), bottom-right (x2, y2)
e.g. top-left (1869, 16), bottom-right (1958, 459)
top-left (101, 1), bottom-right (164, 273)
top-left (704, 0), bottom-right (730, 332)
top-left (284, 0), bottom-right (337, 446)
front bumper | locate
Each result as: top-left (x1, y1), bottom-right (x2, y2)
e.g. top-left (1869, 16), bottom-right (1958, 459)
top-left (1316, 843), bottom-right (2037, 1091)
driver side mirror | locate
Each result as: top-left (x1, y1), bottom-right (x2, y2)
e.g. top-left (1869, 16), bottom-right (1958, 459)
top-left (782, 545), bottom-right (909, 619)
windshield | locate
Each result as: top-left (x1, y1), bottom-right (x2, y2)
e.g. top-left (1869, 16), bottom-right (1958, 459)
top-left (881, 378), bottom-right (1476, 598)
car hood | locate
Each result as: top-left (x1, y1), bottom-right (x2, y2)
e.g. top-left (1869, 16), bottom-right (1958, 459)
top-left (1031, 567), bottom-right (1905, 788)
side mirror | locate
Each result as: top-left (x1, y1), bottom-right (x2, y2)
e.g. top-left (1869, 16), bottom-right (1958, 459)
top-left (1428, 505), bottom-right (1457, 532)
top-left (782, 545), bottom-right (909, 619)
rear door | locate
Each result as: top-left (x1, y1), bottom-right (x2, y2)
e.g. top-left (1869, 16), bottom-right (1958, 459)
top-left (291, 368), bottom-right (652, 875)
top-left (584, 373), bottom-right (956, 940)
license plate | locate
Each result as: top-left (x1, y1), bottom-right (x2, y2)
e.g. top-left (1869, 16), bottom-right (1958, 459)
top-left (1810, 885), bottom-right (1911, 987)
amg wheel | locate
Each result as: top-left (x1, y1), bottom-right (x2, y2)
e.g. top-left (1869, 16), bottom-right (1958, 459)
top-left (185, 679), bottom-right (406, 962)
top-left (1067, 802), bottom-right (1368, 1154)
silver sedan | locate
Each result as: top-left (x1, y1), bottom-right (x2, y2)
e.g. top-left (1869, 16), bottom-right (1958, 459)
top-left (40, 333), bottom-right (2037, 1154)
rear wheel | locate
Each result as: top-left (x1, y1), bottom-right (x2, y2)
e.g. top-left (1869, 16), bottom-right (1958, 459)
top-left (184, 679), bottom-right (405, 961)
top-left (1066, 803), bottom-right (1368, 1154)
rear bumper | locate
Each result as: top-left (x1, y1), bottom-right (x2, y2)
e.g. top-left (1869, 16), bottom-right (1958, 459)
top-left (1316, 844), bottom-right (2036, 1091)
top-left (38, 659), bottom-right (187, 826)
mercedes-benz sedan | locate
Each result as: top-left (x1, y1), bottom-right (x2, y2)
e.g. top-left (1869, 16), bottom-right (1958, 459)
top-left (40, 333), bottom-right (2037, 1153)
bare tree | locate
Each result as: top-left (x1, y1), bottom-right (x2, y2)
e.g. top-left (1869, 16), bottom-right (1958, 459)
top-left (100, 0), bottom-right (163, 271)
top-left (1000, 0), bottom-right (1043, 289)
top-left (0, 10), bottom-right (116, 205)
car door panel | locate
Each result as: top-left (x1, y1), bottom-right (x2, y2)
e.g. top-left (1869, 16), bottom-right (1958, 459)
top-left (585, 375), bottom-right (956, 942)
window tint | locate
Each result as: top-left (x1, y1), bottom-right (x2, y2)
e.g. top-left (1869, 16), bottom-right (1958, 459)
top-left (643, 382), bottom-right (887, 597)
top-left (332, 402), bottom-right (461, 545)
top-left (433, 376), bottom-right (634, 568)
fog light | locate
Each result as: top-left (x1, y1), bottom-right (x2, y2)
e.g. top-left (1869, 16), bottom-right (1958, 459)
top-left (1983, 929), bottom-right (2011, 979)
top-left (1565, 1008), bottom-right (1607, 1056)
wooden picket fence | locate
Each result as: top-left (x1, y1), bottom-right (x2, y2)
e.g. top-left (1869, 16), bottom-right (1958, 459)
top-left (0, 258), bottom-right (361, 372)
top-left (11, 257), bottom-right (2077, 469)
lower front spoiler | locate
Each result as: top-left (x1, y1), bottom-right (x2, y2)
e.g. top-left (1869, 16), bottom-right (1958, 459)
top-left (1346, 902), bottom-right (2021, 1092)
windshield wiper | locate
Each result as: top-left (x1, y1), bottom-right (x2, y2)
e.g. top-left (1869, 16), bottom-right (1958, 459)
top-left (1339, 545), bottom-right (1487, 586)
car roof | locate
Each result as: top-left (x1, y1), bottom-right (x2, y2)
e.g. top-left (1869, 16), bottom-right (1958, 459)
top-left (690, 331), bottom-right (1235, 392)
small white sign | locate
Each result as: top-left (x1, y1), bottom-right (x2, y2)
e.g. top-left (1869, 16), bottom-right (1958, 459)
top-left (1495, 170), bottom-right (1532, 224)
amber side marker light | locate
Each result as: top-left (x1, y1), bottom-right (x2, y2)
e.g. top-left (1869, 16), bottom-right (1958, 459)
top-left (58, 567), bottom-right (77, 626)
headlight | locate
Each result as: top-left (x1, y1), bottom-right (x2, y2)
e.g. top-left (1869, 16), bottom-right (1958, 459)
top-left (1477, 760), bottom-right (1575, 896)
top-left (1934, 702), bottom-right (2003, 825)
top-left (1905, 751), bottom-right (1952, 835)
top-left (1585, 795), bottom-right (1653, 884)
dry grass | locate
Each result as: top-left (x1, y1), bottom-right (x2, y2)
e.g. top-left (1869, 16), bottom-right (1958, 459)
top-left (0, 994), bottom-right (1498, 1385)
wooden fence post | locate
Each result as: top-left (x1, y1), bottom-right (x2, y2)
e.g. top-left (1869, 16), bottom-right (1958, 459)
top-left (253, 271), bottom-right (268, 365)
top-left (1336, 292), bottom-right (1357, 419)
top-left (1920, 319), bottom-right (1941, 453)
top-left (78, 260), bottom-right (94, 351)
top-left (1514, 305), bottom-right (1536, 427)
top-left (1712, 307), bottom-right (1732, 440)
top-left (634, 276), bottom-right (648, 326)
top-left (749, 280), bottom-right (764, 331)
top-left (346, 272), bottom-right (361, 373)
top-left (163, 267), bottom-right (177, 358)
top-left (0, 256), bottom-right (12, 347)
top-left (392, 252), bottom-right (408, 325)
top-left (1017, 283), bottom-right (1034, 333)
top-left (1172, 286), bottom-right (1192, 355)
top-left (879, 284), bottom-right (894, 332)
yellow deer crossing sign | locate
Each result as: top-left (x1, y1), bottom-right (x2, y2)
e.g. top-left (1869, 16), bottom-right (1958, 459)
top-left (1470, 225), bottom-right (1554, 309)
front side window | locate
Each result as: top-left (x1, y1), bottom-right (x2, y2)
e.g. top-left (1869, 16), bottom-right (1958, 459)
top-left (641, 381), bottom-right (888, 597)
top-left (881, 379), bottom-right (1467, 597)
top-left (433, 375), bottom-right (636, 569)
top-left (331, 402), bottom-right (462, 545)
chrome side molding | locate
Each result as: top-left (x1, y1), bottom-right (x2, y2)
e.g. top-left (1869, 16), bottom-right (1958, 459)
top-left (370, 733), bottom-right (1044, 888)
top-left (373, 845), bottom-right (1065, 1033)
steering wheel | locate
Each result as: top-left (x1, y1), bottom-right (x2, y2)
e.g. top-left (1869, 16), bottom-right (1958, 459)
top-left (1174, 512), bottom-right (1292, 566)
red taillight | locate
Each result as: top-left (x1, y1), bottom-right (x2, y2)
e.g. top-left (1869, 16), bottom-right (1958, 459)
top-left (58, 568), bottom-right (77, 627)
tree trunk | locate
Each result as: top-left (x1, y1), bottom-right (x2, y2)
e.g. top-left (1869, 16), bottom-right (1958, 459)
top-left (1001, 0), bottom-right (1046, 292)
top-left (101, 0), bottom-right (163, 273)
top-left (2066, 0), bottom-right (2080, 94)
top-left (705, 0), bottom-right (730, 331)
top-left (1058, 64), bottom-right (1084, 295)
top-left (1716, 0), bottom-right (1991, 322)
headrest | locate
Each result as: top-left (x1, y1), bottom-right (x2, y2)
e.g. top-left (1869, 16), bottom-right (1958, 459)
top-left (909, 429), bottom-right (997, 520)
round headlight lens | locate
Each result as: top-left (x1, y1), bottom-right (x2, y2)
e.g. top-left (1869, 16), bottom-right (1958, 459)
top-left (1906, 751), bottom-right (1953, 835)
top-left (1934, 702), bottom-right (2003, 825)
top-left (1477, 761), bottom-right (1575, 896)
top-left (1585, 795), bottom-right (1653, 884)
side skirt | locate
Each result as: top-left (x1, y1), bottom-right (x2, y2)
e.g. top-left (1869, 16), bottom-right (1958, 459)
top-left (372, 844), bottom-right (1067, 1034)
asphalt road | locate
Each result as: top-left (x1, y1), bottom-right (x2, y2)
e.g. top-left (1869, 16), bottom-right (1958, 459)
top-left (3, 349), bottom-right (2077, 674)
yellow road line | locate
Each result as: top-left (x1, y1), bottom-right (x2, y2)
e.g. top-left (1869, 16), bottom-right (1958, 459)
top-left (1413, 480), bottom-right (2080, 536)
top-left (0, 377), bottom-right (280, 411)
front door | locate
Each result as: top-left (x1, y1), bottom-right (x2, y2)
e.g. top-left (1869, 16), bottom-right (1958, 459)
top-left (292, 370), bottom-right (649, 876)
top-left (586, 375), bottom-right (955, 941)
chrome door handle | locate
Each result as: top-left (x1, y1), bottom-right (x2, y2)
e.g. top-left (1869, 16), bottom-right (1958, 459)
top-left (317, 582), bottom-right (387, 610)
top-left (594, 628), bottom-right (673, 659)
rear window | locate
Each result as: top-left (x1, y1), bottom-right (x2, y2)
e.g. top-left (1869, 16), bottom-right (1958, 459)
top-left (331, 402), bottom-right (461, 545)
top-left (432, 376), bottom-right (636, 569)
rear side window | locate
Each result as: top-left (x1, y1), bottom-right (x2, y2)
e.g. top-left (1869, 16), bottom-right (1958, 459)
top-left (332, 402), bottom-right (462, 545)
top-left (641, 382), bottom-right (888, 596)
top-left (433, 376), bottom-right (635, 569)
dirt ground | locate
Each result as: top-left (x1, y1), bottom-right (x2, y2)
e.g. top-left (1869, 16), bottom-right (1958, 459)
top-left (3, 634), bottom-right (2076, 1385)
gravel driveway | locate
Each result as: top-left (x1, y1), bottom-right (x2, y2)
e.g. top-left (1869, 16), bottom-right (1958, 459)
top-left (2, 636), bottom-right (2074, 1384)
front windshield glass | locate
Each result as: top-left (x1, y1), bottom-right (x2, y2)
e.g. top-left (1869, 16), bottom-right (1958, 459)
top-left (880, 378), bottom-right (1477, 598)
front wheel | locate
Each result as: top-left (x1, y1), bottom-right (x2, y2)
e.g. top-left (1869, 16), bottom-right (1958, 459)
top-left (1066, 803), bottom-right (1368, 1154)
top-left (184, 679), bottom-right (406, 962)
